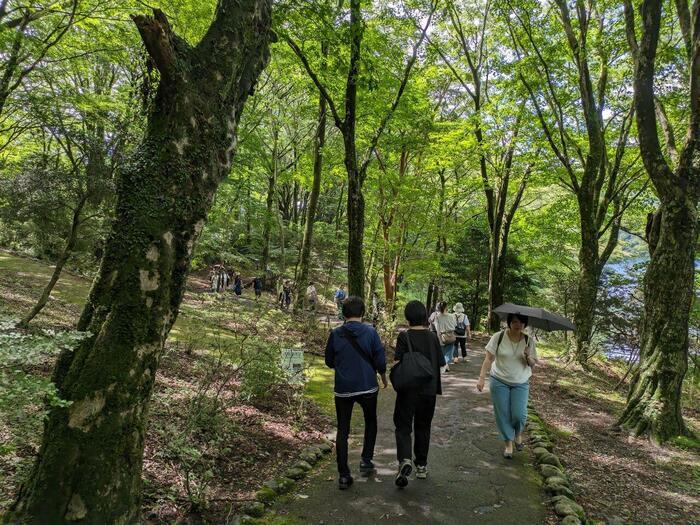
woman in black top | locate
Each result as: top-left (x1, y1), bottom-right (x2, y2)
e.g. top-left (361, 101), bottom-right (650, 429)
top-left (393, 300), bottom-right (446, 488)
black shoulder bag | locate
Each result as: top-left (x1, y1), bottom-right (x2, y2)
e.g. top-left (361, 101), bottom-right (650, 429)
top-left (389, 331), bottom-right (434, 392)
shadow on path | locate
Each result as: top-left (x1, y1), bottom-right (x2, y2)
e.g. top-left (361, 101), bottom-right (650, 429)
top-left (274, 337), bottom-right (546, 524)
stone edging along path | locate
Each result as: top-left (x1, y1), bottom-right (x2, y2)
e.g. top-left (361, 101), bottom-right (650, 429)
top-left (527, 403), bottom-right (589, 525)
top-left (238, 438), bottom-right (333, 523)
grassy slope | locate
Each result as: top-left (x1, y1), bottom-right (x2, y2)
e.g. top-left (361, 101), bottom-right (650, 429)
top-left (0, 251), bottom-right (336, 522)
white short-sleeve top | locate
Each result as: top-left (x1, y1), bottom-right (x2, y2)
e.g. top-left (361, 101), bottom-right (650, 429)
top-left (485, 330), bottom-right (537, 385)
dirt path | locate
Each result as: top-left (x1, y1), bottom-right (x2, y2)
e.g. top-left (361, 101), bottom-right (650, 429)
top-left (274, 337), bottom-right (547, 524)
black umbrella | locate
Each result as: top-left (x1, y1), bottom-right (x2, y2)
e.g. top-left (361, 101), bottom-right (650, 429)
top-left (493, 303), bottom-right (575, 332)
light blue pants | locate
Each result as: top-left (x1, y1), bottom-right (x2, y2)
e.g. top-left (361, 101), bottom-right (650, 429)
top-left (489, 375), bottom-right (529, 441)
top-left (442, 343), bottom-right (455, 365)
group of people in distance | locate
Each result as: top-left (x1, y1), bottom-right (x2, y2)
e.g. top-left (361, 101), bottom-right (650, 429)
top-left (209, 264), bottom-right (243, 295)
top-left (324, 295), bottom-right (538, 489)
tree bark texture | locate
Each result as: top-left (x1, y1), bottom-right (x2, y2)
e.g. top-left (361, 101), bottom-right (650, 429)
top-left (618, 0), bottom-right (699, 441)
top-left (619, 201), bottom-right (694, 439)
top-left (5, 2), bottom-right (272, 522)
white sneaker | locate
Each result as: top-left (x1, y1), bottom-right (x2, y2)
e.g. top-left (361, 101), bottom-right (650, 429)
top-left (416, 465), bottom-right (428, 479)
top-left (395, 459), bottom-right (413, 488)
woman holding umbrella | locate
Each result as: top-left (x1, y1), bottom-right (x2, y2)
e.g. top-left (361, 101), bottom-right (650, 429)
top-left (476, 312), bottom-right (538, 458)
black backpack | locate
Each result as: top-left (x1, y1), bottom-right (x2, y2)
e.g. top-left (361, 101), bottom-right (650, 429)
top-left (389, 331), bottom-right (434, 392)
top-left (454, 314), bottom-right (466, 336)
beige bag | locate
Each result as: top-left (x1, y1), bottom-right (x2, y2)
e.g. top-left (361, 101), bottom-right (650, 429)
top-left (441, 331), bottom-right (457, 345)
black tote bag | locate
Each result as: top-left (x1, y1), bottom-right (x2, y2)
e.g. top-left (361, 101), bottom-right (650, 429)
top-left (389, 331), bottom-right (434, 392)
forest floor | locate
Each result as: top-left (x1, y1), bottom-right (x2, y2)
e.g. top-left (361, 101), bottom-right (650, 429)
top-left (1, 250), bottom-right (699, 524)
top-left (529, 341), bottom-right (700, 524)
top-left (0, 250), bottom-right (335, 523)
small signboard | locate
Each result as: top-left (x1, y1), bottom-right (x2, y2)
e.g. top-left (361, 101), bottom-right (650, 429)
top-left (281, 349), bottom-right (305, 382)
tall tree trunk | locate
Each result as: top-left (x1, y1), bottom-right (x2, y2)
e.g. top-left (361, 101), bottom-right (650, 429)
top-left (618, 0), bottom-right (699, 441)
top-left (5, 3), bottom-right (272, 522)
top-left (285, 0), bottom-right (432, 300)
top-left (573, 220), bottom-right (600, 362)
top-left (18, 197), bottom-right (85, 328)
top-left (261, 128), bottom-right (278, 272)
top-left (381, 225), bottom-right (393, 303)
top-left (487, 247), bottom-right (506, 331)
top-left (426, 281), bottom-right (435, 313)
top-left (515, 2), bottom-right (635, 365)
top-left (344, 0), bottom-right (364, 299)
top-left (618, 201), bottom-right (694, 439)
top-left (485, 124), bottom-right (526, 332)
top-left (294, 44), bottom-right (327, 312)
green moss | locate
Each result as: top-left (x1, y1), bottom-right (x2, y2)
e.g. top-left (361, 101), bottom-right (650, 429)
top-left (255, 486), bottom-right (277, 504)
top-left (303, 355), bottom-right (335, 416)
top-left (252, 513), bottom-right (307, 525)
top-left (669, 434), bottom-right (700, 452)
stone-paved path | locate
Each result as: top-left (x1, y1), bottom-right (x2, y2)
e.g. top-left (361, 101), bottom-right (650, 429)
top-left (274, 337), bottom-right (546, 524)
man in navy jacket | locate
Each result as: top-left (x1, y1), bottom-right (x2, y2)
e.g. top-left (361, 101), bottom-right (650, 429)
top-left (325, 296), bottom-right (387, 489)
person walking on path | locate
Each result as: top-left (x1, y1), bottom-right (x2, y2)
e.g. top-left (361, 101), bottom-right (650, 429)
top-left (334, 284), bottom-right (346, 320)
top-left (476, 313), bottom-right (538, 458)
top-left (393, 300), bottom-right (445, 488)
top-left (253, 276), bottom-right (263, 300)
top-left (233, 274), bottom-right (242, 296)
top-left (428, 303), bottom-right (439, 334)
top-left (324, 296), bottom-right (388, 490)
top-left (282, 280), bottom-right (293, 309)
top-left (453, 302), bottom-right (471, 362)
top-left (434, 301), bottom-right (457, 373)
top-left (306, 282), bottom-right (318, 311)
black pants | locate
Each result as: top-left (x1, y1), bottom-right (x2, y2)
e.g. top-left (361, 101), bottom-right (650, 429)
top-left (394, 392), bottom-right (437, 466)
top-left (335, 392), bottom-right (378, 475)
top-left (455, 337), bottom-right (467, 358)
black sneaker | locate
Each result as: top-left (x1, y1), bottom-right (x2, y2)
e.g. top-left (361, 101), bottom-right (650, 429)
top-left (359, 458), bottom-right (375, 474)
top-left (395, 459), bottom-right (412, 488)
top-left (338, 475), bottom-right (354, 490)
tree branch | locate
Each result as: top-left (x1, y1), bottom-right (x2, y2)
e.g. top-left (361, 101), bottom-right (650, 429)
top-left (358, 1), bottom-right (436, 180)
top-left (131, 9), bottom-right (179, 82)
top-left (675, 0), bottom-right (693, 60)
top-left (624, 0), bottom-right (675, 199)
top-left (285, 35), bottom-right (344, 131)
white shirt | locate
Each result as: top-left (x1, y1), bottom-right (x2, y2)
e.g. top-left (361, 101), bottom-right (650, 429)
top-left (485, 330), bottom-right (537, 385)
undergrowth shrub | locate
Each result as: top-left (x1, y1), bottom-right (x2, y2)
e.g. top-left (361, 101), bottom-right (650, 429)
top-left (0, 317), bottom-right (86, 505)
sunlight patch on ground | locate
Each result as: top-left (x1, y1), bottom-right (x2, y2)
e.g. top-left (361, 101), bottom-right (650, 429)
top-left (303, 355), bottom-right (335, 417)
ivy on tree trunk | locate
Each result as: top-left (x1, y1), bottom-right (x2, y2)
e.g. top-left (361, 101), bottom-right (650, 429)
top-left (618, 0), bottom-right (699, 442)
top-left (5, 2), bottom-right (273, 522)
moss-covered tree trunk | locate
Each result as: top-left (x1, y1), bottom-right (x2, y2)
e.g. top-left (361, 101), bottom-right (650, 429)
top-left (5, 2), bottom-right (272, 522)
top-left (573, 214), bottom-right (601, 363)
top-left (618, 200), bottom-right (694, 439)
top-left (618, 0), bottom-right (699, 442)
